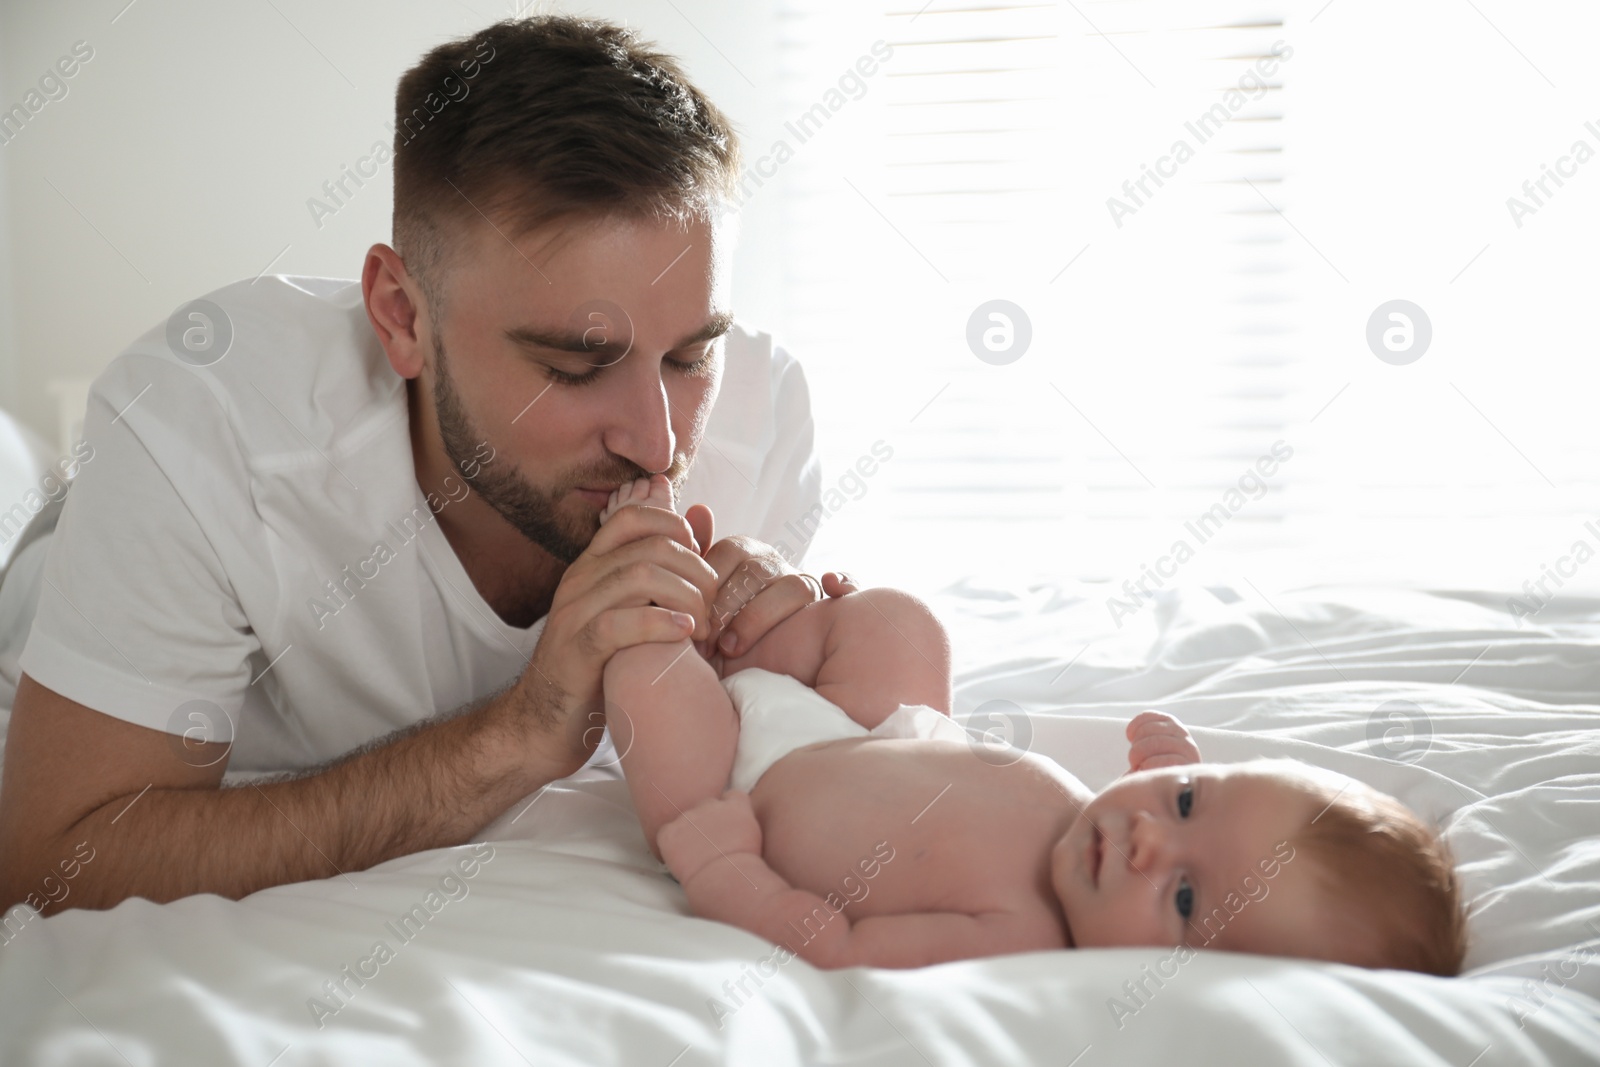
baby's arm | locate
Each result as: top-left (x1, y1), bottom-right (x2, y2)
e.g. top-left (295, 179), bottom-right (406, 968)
top-left (660, 791), bottom-right (1045, 969)
top-left (816, 909), bottom-right (1050, 969)
top-left (1125, 710), bottom-right (1201, 773)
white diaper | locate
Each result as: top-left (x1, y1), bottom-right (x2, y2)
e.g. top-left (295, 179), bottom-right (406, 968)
top-left (722, 667), bottom-right (969, 792)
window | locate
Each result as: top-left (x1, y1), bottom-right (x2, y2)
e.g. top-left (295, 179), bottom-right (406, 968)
top-left (768, 1), bottom-right (1599, 601)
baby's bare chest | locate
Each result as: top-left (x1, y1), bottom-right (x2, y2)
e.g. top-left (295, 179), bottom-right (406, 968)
top-left (749, 739), bottom-right (1081, 924)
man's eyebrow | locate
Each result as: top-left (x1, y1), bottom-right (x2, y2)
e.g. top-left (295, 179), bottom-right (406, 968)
top-left (672, 310), bottom-right (736, 349)
top-left (504, 310), bottom-right (736, 355)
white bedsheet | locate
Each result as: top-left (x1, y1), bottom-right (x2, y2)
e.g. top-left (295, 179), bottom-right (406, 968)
top-left (1, 581), bottom-right (1597, 1065)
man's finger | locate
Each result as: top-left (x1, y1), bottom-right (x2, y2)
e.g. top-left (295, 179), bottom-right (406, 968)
top-left (700, 536), bottom-right (781, 587)
top-left (820, 572), bottom-right (857, 597)
top-left (572, 530), bottom-right (722, 631)
top-left (702, 551), bottom-right (785, 639)
top-left (560, 561), bottom-right (716, 645)
top-left (587, 501), bottom-right (701, 558)
top-left (685, 503), bottom-right (713, 557)
top-left (714, 571), bottom-right (814, 656)
top-left (577, 605), bottom-right (696, 661)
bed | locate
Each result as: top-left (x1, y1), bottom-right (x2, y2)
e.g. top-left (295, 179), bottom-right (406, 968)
top-left (1, 575), bottom-right (1596, 1065)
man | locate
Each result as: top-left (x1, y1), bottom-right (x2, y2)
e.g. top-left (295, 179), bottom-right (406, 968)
top-left (0, 15), bottom-right (849, 914)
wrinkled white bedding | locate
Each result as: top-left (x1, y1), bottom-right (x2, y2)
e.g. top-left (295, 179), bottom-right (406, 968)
top-left (1, 581), bottom-right (1597, 1065)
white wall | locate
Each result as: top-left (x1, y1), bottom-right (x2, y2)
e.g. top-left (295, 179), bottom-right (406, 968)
top-left (0, 0), bottom-right (785, 450)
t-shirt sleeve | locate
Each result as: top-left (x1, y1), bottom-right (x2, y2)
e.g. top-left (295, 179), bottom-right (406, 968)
top-left (748, 346), bottom-right (823, 568)
top-left (680, 331), bottom-right (824, 567)
top-left (18, 371), bottom-right (258, 740)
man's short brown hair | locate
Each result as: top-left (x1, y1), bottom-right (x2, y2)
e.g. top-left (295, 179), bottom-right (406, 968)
top-left (392, 15), bottom-right (742, 320)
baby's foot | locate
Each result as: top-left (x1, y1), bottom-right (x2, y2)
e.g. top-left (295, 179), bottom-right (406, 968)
top-left (599, 473), bottom-right (675, 525)
top-left (658, 790), bottom-right (763, 885)
top-left (1125, 710), bottom-right (1201, 774)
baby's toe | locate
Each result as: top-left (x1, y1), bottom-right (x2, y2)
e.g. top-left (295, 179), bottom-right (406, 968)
top-left (598, 489), bottom-right (621, 526)
top-left (645, 473), bottom-right (676, 509)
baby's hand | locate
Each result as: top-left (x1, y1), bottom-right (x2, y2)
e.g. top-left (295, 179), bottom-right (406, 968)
top-left (599, 473), bottom-right (676, 526)
top-left (1125, 711), bottom-right (1201, 773)
top-left (658, 789), bottom-right (763, 885)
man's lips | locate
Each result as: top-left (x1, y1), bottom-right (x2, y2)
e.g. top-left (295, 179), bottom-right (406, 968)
top-left (573, 487), bottom-right (613, 508)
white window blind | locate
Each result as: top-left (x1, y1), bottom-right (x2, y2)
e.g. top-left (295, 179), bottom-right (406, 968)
top-left (762, 1), bottom-right (1600, 600)
top-left (1271, 2), bottom-right (1600, 597)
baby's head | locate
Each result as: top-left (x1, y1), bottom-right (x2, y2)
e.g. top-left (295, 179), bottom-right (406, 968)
top-left (1050, 758), bottom-right (1467, 975)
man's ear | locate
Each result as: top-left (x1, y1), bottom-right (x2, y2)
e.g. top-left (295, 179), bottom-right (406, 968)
top-left (362, 243), bottom-right (426, 380)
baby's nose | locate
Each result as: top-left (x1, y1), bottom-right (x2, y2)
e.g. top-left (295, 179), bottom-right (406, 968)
top-left (1127, 810), bottom-right (1171, 872)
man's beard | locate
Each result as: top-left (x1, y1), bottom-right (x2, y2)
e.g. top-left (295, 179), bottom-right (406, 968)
top-left (430, 333), bottom-right (690, 563)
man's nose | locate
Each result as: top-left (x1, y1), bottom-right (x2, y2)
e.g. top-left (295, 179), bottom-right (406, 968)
top-left (1126, 810), bottom-right (1173, 874)
top-left (605, 366), bottom-right (677, 476)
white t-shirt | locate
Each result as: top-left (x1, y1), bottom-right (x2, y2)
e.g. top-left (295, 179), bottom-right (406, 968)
top-left (19, 275), bottom-right (820, 773)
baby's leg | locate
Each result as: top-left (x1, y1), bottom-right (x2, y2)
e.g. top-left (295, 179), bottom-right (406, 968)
top-left (721, 587), bottom-right (951, 730)
top-left (605, 638), bottom-right (736, 862)
top-left (600, 475), bottom-right (739, 861)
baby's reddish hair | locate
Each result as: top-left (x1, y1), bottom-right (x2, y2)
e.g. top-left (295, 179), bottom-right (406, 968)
top-left (1259, 760), bottom-right (1468, 976)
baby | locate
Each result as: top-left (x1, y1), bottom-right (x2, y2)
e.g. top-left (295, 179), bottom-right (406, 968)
top-left (601, 476), bottom-right (1467, 975)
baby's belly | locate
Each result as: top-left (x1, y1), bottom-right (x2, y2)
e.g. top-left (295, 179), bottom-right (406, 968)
top-left (747, 737), bottom-right (1079, 923)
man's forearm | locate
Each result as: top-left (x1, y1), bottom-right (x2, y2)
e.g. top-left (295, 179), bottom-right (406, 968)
top-left (27, 692), bottom-right (554, 913)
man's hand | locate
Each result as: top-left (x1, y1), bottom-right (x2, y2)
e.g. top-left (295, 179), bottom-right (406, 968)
top-left (658, 789), bottom-right (763, 887)
top-left (683, 504), bottom-right (856, 663)
top-left (1125, 711), bottom-right (1202, 774)
top-left (507, 503), bottom-right (721, 779)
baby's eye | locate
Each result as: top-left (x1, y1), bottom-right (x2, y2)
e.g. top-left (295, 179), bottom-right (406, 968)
top-left (1177, 784), bottom-right (1193, 818)
top-left (1175, 879), bottom-right (1194, 919)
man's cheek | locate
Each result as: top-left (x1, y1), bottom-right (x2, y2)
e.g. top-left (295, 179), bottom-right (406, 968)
top-left (672, 378), bottom-right (721, 460)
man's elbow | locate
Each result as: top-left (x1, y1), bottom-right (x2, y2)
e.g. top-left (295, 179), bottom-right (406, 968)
top-left (0, 851), bottom-right (82, 921)
top-left (0, 862), bottom-right (53, 922)
top-left (0, 873), bottom-right (31, 921)
top-left (0, 826), bottom-right (103, 918)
